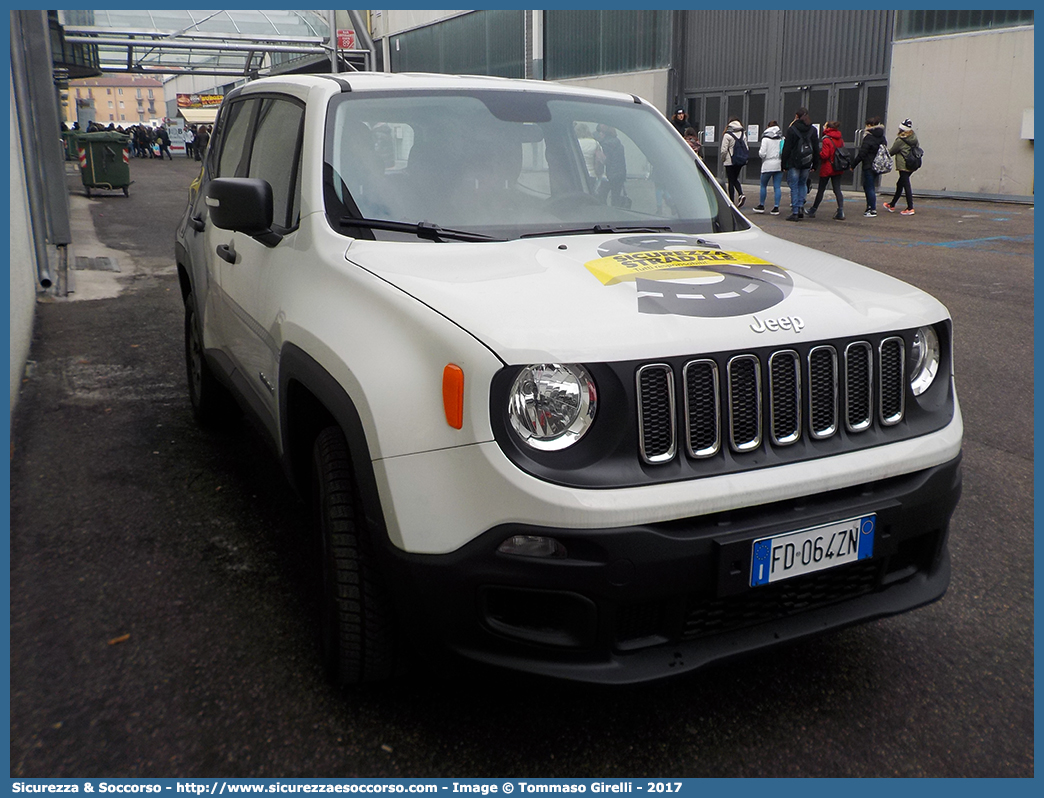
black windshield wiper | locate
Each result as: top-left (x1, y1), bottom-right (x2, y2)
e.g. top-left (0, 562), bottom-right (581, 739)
top-left (337, 216), bottom-right (505, 243)
top-left (519, 224), bottom-right (673, 239)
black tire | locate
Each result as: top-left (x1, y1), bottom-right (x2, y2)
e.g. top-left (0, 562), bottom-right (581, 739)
top-left (184, 294), bottom-right (235, 424)
top-left (123, 186), bottom-right (129, 197)
top-left (312, 426), bottom-right (398, 686)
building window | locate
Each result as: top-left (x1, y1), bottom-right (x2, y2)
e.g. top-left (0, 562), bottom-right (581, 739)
top-left (388, 10), bottom-right (525, 77)
top-left (895, 9), bottom-right (1034, 39)
top-left (108, 101), bottom-right (114, 108)
top-left (119, 101), bottom-right (124, 109)
top-left (148, 89), bottom-right (154, 98)
top-left (118, 88), bottom-right (123, 95)
top-left (137, 88), bottom-right (141, 98)
top-left (545, 10), bottom-right (672, 80)
top-left (106, 88), bottom-right (111, 94)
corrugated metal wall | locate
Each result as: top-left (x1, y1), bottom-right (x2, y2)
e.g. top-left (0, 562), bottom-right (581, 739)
top-left (780, 10), bottom-right (893, 82)
top-left (389, 10), bottom-right (525, 78)
top-left (682, 10), bottom-right (893, 90)
top-left (682, 10), bottom-right (779, 90)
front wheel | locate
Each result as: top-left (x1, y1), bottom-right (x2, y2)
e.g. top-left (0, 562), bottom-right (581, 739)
top-left (184, 294), bottom-right (235, 424)
top-left (312, 426), bottom-right (399, 686)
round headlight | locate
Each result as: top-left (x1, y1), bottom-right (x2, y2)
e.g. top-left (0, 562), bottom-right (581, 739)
top-left (910, 326), bottom-right (941, 396)
top-left (507, 364), bottom-right (597, 451)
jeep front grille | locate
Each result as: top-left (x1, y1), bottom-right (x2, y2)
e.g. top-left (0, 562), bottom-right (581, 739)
top-left (636, 338), bottom-right (908, 464)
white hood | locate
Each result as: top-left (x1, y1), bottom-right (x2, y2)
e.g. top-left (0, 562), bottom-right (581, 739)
top-left (344, 228), bottom-right (948, 364)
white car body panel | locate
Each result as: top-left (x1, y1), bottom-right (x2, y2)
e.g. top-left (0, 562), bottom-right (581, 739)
top-left (344, 227), bottom-right (949, 365)
top-left (374, 400), bottom-right (962, 553)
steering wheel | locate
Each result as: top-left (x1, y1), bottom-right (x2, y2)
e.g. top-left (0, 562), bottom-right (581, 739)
top-left (544, 191), bottom-right (605, 215)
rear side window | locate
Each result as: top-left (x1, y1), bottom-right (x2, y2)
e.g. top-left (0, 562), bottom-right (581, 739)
top-left (247, 98), bottom-right (305, 230)
top-left (215, 99), bottom-right (256, 179)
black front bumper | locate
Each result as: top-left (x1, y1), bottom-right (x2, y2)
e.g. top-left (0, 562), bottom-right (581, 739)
top-left (381, 453), bottom-right (962, 684)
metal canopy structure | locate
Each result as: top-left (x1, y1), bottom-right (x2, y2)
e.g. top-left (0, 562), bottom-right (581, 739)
top-left (56, 9), bottom-right (345, 77)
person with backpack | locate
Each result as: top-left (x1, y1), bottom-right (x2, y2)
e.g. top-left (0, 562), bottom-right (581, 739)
top-left (720, 117), bottom-right (748, 207)
top-left (780, 107), bottom-right (819, 221)
top-left (807, 121), bottom-right (848, 221)
top-left (851, 116), bottom-right (888, 217)
top-left (753, 120), bottom-right (783, 215)
top-left (883, 118), bottom-right (921, 216)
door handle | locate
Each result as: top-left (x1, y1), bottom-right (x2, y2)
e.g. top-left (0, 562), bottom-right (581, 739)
top-left (189, 214), bottom-right (205, 232)
top-left (216, 243), bottom-right (236, 264)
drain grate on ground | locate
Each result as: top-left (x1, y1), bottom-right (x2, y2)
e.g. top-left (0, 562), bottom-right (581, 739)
top-left (73, 256), bottom-right (120, 272)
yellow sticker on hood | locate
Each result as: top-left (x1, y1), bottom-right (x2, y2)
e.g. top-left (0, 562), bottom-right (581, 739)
top-left (584, 248), bottom-right (774, 286)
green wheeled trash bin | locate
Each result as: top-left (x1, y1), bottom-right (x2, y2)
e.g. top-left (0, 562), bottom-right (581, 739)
top-left (61, 130), bottom-right (78, 161)
top-left (77, 131), bottom-right (132, 197)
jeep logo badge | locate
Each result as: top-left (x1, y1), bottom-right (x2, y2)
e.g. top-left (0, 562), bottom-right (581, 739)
top-left (750, 314), bottom-right (805, 333)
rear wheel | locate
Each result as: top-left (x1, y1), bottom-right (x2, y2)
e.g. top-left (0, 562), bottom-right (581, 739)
top-left (184, 293), bottom-right (235, 424)
top-left (312, 426), bottom-right (398, 686)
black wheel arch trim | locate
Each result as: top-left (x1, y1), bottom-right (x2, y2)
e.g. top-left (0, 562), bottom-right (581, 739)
top-left (278, 343), bottom-right (389, 545)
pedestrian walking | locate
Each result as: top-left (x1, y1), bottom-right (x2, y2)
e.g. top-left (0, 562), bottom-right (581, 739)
top-left (807, 121), bottom-right (848, 220)
top-left (883, 118), bottom-right (920, 215)
top-left (594, 124), bottom-right (628, 207)
top-left (851, 116), bottom-right (888, 217)
top-left (195, 125), bottom-right (210, 162)
top-left (752, 120), bottom-right (783, 215)
top-left (156, 126), bottom-right (172, 160)
top-left (670, 108), bottom-right (689, 136)
top-left (683, 127), bottom-right (703, 160)
top-left (721, 117), bottom-right (747, 207)
top-left (574, 123), bottom-right (604, 191)
top-left (184, 125), bottom-right (196, 159)
top-left (780, 107), bottom-right (819, 221)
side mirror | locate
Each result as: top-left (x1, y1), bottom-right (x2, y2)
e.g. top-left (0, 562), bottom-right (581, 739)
top-left (206, 177), bottom-right (282, 246)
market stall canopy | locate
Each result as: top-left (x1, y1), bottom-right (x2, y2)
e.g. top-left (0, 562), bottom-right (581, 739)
top-left (178, 107), bottom-right (220, 125)
top-left (56, 9), bottom-right (338, 77)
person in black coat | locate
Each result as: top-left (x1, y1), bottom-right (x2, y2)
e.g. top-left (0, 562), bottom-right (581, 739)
top-left (156, 126), bottom-right (172, 160)
top-left (850, 116), bottom-right (887, 217)
top-left (779, 107), bottom-right (819, 221)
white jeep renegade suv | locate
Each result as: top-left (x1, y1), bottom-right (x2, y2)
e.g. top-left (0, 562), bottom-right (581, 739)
top-left (175, 72), bottom-right (962, 685)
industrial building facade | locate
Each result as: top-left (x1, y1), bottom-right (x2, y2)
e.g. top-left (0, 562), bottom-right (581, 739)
top-left (371, 9), bottom-right (1034, 200)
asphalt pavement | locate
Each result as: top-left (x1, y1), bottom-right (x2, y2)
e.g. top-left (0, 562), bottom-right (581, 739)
top-left (8, 156), bottom-right (1034, 778)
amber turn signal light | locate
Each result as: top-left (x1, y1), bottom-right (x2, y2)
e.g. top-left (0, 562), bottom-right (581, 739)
top-left (443, 364), bottom-right (464, 429)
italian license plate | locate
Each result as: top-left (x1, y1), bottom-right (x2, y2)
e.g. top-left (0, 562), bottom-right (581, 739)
top-left (750, 514), bottom-right (875, 587)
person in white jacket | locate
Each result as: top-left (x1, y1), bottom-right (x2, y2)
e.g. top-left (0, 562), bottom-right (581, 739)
top-left (720, 117), bottom-right (746, 207)
top-left (753, 121), bottom-right (783, 214)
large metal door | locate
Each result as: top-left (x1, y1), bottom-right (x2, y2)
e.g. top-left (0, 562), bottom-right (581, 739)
top-left (686, 92), bottom-right (765, 184)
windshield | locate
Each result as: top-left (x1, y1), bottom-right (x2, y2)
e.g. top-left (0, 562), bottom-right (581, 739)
top-left (323, 89), bottom-right (746, 240)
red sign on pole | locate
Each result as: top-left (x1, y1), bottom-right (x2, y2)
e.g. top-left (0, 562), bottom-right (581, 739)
top-left (337, 29), bottom-right (356, 50)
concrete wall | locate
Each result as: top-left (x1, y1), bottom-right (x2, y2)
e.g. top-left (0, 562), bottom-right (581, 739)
top-left (887, 26), bottom-right (1034, 198)
top-left (9, 81), bottom-right (39, 417)
top-left (557, 69), bottom-right (671, 117)
top-left (370, 10), bottom-right (468, 39)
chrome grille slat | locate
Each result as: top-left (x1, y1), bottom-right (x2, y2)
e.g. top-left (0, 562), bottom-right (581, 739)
top-left (808, 345), bottom-right (839, 439)
top-left (844, 342), bottom-right (873, 432)
top-left (727, 355), bottom-right (762, 452)
top-left (637, 364), bottom-right (676, 464)
top-left (768, 350), bottom-right (801, 445)
top-left (683, 359), bottom-right (720, 458)
top-left (879, 337), bottom-right (905, 425)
